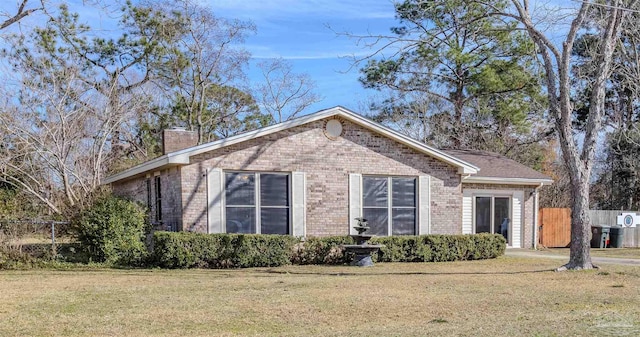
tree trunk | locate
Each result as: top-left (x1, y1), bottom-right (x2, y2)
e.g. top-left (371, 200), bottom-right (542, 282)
top-left (564, 176), bottom-right (594, 270)
top-left (452, 77), bottom-right (465, 148)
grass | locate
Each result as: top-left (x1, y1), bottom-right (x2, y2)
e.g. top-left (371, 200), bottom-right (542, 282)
top-left (541, 248), bottom-right (640, 259)
top-left (1, 257), bottom-right (640, 336)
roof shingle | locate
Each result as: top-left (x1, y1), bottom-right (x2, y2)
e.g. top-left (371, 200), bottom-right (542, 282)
top-left (445, 149), bottom-right (552, 181)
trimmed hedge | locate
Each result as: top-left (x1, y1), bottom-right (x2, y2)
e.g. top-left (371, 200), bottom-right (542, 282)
top-left (153, 232), bottom-right (298, 268)
top-left (291, 236), bottom-right (355, 265)
top-left (370, 234), bottom-right (506, 262)
top-left (153, 232), bottom-right (505, 269)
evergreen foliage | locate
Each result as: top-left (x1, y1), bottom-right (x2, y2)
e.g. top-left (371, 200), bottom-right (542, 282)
top-left (73, 196), bottom-right (149, 266)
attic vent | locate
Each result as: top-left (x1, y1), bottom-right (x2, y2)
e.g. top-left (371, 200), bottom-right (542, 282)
top-left (324, 119), bottom-right (343, 140)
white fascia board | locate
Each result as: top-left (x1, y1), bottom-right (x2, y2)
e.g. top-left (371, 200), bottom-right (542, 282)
top-left (462, 176), bottom-right (554, 186)
top-left (458, 167), bottom-right (479, 174)
top-left (101, 153), bottom-right (190, 185)
top-left (183, 108), bottom-right (339, 158)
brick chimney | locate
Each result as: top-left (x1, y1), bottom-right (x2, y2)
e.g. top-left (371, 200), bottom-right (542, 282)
top-left (162, 128), bottom-right (198, 154)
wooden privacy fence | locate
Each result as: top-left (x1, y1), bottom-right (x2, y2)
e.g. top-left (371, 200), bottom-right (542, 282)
top-left (538, 208), bottom-right (640, 247)
top-left (538, 208), bottom-right (571, 248)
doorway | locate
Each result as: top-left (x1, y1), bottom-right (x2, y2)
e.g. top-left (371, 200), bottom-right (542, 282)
top-left (475, 196), bottom-right (511, 244)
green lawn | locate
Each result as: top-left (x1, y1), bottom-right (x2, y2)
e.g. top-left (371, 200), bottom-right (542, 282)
top-left (1, 257), bottom-right (640, 336)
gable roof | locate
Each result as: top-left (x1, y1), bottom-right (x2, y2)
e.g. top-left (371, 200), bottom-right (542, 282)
top-left (103, 106), bottom-right (479, 184)
top-left (444, 149), bottom-right (553, 185)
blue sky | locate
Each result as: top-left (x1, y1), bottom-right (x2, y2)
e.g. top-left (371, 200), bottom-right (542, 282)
top-left (0, 0), bottom-right (399, 114)
top-left (207, 0), bottom-right (399, 113)
top-left (1, 0), bottom-right (580, 116)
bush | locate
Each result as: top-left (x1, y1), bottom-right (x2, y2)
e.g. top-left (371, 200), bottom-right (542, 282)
top-left (153, 232), bottom-right (298, 269)
top-left (371, 234), bottom-right (506, 262)
top-left (0, 248), bottom-right (36, 269)
top-left (368, 236), bottom-right (432, 262)
top-left (73, 196), bottom-right (149, 266)
top-left (291, 236), bottom-right (355, 265)
top-left (152, 232), bottom-right (505, 269)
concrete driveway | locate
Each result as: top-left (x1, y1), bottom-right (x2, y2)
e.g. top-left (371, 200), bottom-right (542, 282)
top-left (505, 249), bottom-right (640, 266)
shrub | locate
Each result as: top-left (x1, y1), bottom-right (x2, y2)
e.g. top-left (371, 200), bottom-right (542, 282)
top-left (153, 232), bottom-right (298, 269)
top-left (291, 236), bottom-right (355, 265)
top-left (371, 234), bottom-right (505, 262)
top-left (369, 236), bottom-right (432, 262)
top-left (73, 196), bottom-right (149, 266)
top-left (0, 248), bottom-right (36, 269)
top-left (152, 232), bottom-right (505, 269)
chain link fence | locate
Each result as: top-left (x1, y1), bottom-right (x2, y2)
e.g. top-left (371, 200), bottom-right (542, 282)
top-left (0, 220), bottom-right (72, 258)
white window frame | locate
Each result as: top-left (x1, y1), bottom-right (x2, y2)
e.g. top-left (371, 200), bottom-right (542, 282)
top-left (223, 171), bottom-right (292, 234)
top-left (472, 194), bottom-right (512, 243)
top-left (361, 175), bottom-right (417, 236)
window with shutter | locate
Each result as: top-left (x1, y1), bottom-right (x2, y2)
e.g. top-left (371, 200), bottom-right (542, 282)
top-left (361, 176), bottom-right (417, 236)
top-left (224, 172), bottom-right (290, 235)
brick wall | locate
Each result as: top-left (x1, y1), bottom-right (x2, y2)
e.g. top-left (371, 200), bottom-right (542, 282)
top-left (112, 177), bottom-right (147, 205)
top-left (111, 166), bottom-right (182, 231)
top-left (163, 129), bottom-right (198, 154)
top-left (462, 183), bottom-right (536, 248)
top-left (181, 117), bottom-right (462, 236)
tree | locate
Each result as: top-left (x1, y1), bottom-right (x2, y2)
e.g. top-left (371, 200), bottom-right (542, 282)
top-left (0, 0), bottom-right (43, 31)
top-left (256, 57), bottom-right (322, 123)
top-left (0, 40), bottom-right (149, 214)
top-left (572, 11), bottom-right (640, 210)
top-left (169, 84), bottom-right (266, 142)
top-left (147, 0), bottom-right (264, 145)
top-left (35, 2), bottom-right (185, 164)
top-left (592, 128), bottom-right (640, 210)
top-left (0, 1), bottom-right (180, 214)
top-left (480, 0), bottom-right (635, 270)
top-left (354, 0), bottom-right (546, 150)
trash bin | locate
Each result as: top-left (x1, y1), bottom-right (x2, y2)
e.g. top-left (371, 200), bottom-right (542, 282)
top-left (591, 225), bottom-right (611, 248)
top-left (608, 226), bottom-right (624, 248)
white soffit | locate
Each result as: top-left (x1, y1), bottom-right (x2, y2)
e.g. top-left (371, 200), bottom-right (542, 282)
top-left (463, 176), bottom-right (554, 186)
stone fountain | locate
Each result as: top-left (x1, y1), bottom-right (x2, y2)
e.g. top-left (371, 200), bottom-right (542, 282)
top-left (342, 217), bottom-right (385, 267)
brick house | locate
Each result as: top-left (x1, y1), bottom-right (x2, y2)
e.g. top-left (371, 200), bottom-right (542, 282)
top-left (104, 106), bottom-right (552, 248)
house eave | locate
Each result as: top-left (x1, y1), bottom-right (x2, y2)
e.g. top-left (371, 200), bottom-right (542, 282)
top-left (462, 176), bottom-right (554, 186)
top-left (101, 153), bottom-right (190, 185)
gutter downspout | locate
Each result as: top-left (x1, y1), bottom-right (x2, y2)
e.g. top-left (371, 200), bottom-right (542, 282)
top-left (532, 183), bottom-right (543, 249)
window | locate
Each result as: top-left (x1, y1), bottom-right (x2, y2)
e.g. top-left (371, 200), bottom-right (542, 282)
top-left (146, 178), bottom-right (152, 211)
top-left (225, 172), bottom-right (289, 234)
top-left (362, 176), bottom-right (416, 236)
top-left (155, 176), bottom-right (162, 222)
top-left (474, 196), bottom-right (510, 243)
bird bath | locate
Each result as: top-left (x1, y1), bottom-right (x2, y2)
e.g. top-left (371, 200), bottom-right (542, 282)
top-left (342, 217), bottom-right (384, 267)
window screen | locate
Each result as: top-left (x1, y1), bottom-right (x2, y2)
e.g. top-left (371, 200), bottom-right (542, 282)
top-left (225, 172), bottom-right (289, 235)
top-left (363, 177), bottom-right (389, 235)
top-left (392, 178), bottom-right (416, 235)
top-left (362, 176), bottom-right (416, 236)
